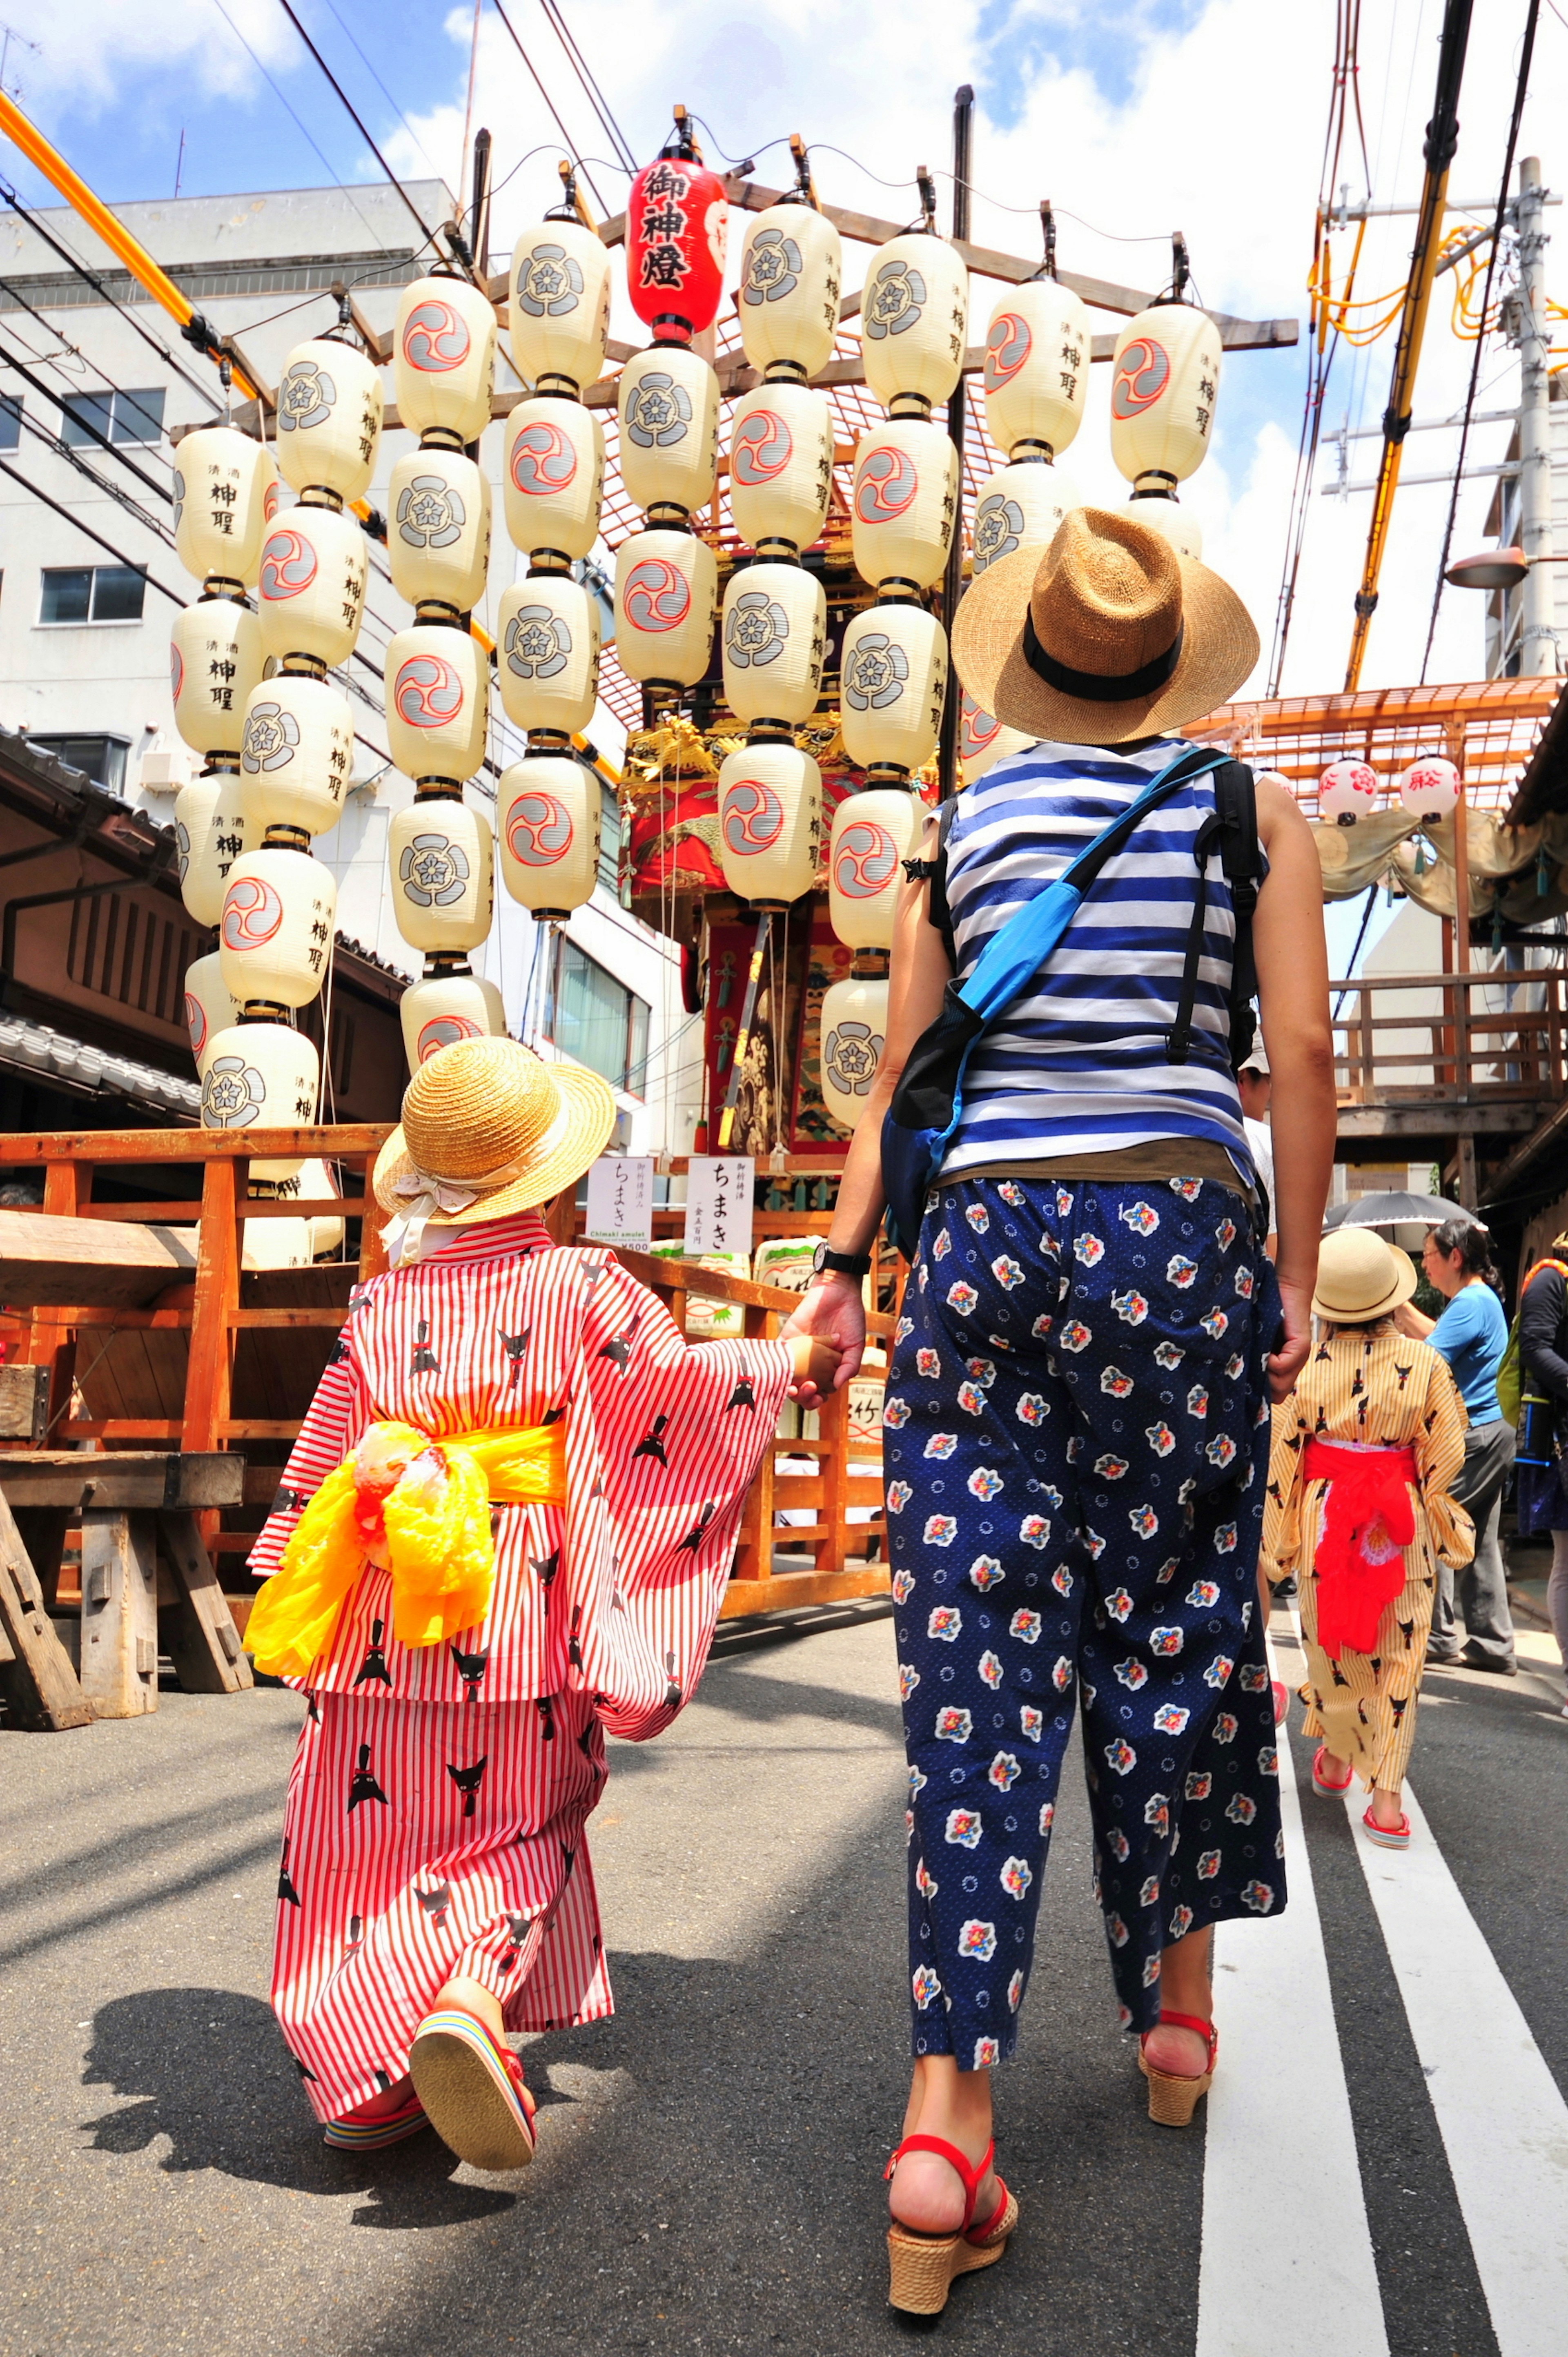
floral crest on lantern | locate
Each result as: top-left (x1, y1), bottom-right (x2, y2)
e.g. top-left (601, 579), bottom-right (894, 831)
top-left (399, 832), bottom-right (472, 907)
top-left (743, 224), bottom-right (803, 306)
top-left (844, 633), bottom-right (909, 711)
top-left (973, 490), bottom-right (1025, 572)
top-left (624, 371), bottom-right (692, 449)
top-left (864, 256), bottom-right (927, 340)
top-left (505, 605), bottom-right (573, 680)
top-left (515, 242), bottom-right (585, 319)
top-left (824, 1016), bottom-right (884, 1096)
top-left (725, 588), bottom-right (791, 669)
top-left (278, 356), bottom-right (336, 433)
top-left (202, 1054), bottom-right (267, 1128)
top-left (242, 700), bottom-right (302, 773)
top-left (397, 473), bottom-right (466, 550)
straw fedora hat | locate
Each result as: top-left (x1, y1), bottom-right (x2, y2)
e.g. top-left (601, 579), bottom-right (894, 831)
top-left (1311, 1228), bottom-right (1419, 1325)
top-left (373, 1036), bottom-right (617, 1248)
top-left (952, 506), bottom-right (1259, 746)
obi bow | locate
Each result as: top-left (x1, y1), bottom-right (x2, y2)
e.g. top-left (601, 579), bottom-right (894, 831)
top-left (1303, 1437), bottom-right (1418, 1658)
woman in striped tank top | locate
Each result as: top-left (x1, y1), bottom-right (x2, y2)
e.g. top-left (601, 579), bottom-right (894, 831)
top-left (783, 511), bottom-right (1336, 2314)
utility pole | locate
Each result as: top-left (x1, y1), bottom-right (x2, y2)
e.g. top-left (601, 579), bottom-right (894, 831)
top-left (1514, 156), bottom-right (1559, 675)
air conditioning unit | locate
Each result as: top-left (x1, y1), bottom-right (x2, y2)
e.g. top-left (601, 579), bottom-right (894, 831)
top-left (137, 749), bottom-right (193, 794)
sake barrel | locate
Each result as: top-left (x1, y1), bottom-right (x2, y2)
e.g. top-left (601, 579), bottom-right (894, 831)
top-left (721, 560), bottom-right (825, 728)
top-left (1124, 492), bottom-right (1203, 560)
top-left (399, 969), bottom-right (508, 1070)
top-left (175, 773), bottom-right (251, 927)
top-left (200, 1021), bottom-right (319, 1176)
top-left (218, 848), bottom-right (338, 1010)
top-left (498, 754), bottom-right (599, 918)
top-left (388, 446), bottom-right (491, 615)
top-left (859, 233), bottom-right (968, 415)
top-left (625, 154), bottom-right (728, 342)
top-left (729, 381), bottom-right (834, 555)
top-left (385, 624), bottom-right (489, 786)
top-left (388, 796), bottom-right (494, 954)
top-left (509, 218), bottom-right (612, 395)
top-left (716, 741), bottom-right (822, 909)
top-left (851, 420), bottom-right (958, 591)
top-left (497, 574), bottom-right (600, 737)
top-left (172, 426), bottom-right (276, 587)
top-left (617, 343), bottom-right (719, 522)
top-left (827, 786), bottom-right (920, 951)
top-left (736, 203), bottom-right (842, 382)
top-left (275, 335), bottom-right (383, 503)
top-left (503, 397), bottom-right (605, 562)
top-left (819, 976), bottom-right (889, 1134)
top-left (614, 528), bottom-right (717, 689)
top-left (1109, 303), bottom-right (1222, 486)
top-left (1398, 755), bottom-right (1461, 822)
top-left (971, 460), bottom-right (1080, 575)
top-left (171, 595), bottom-right (263, 758)
top-left (959, 691), bottom-right (1033, 786)
top-left (239, 673), bottom-right (354, 837)
top-left (982, 281), bottom-right (1091, 459)
top-left (393, 274), bottom-right (497, 446)
top-left (256, 503), bottom-right (367, 670)
top-left (182, 949), bottom-right (238, 1075)
top-left (839, 603), bottom-right (948, 777)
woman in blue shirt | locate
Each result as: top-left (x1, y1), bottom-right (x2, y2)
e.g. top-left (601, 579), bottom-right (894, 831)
top-left (1395, 1217), bottom-right (1515, 1671)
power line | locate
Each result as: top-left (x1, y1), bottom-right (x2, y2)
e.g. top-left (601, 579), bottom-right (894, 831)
top-left (0, 330), bottom-right (170, 504)
top-left (315, 0), bottom-right (444, 183)
top-left (488, 0), bottom-right (610, 217)
top-left (210, 0), bottom-right (405, 261)
top-left (270, 0), bottom-right (457, 266)
top-left (535, 0), bottom-right (637, 173)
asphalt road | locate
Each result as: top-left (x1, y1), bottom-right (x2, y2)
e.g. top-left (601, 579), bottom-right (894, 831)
top-left (0, 1602), bottom-right (1563, 2357)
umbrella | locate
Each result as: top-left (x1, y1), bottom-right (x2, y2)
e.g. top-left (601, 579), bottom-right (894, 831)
top-left (1323, 1192), bottom-right (1482, 1232)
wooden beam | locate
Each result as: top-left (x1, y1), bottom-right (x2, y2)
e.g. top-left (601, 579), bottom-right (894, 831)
top-left (157, 1510), bottom-right (252, 1695)
top-left (77, 1510), bottom-right (160, 1717)
top-left (0, 1209), bottom-right (199, 1309)
top-left (183, 1156), bottom-right (241, 1455)
top-left (0, 1125), bottom-right (392, 1165)
top-left (717, 1563), bottom-right (890, 1619)
top-left (0, 1486), bottom-right (93, 1730)
top-left (0, 1453), bottom-right (243, 1510)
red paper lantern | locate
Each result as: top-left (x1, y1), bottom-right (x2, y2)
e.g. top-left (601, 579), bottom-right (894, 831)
top-left (627, 151), bottom-right (729, 343)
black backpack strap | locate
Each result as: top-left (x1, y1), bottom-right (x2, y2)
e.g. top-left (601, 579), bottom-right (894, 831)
top-left (900, 795), bottom-right (961, 967)
top-left (1165, 758), bottom-right (1264, 1068)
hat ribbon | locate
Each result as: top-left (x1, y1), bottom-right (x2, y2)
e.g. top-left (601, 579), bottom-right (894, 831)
top-left (1022, 608), bottom-right (1185, 704)
top-left (382, 1154), bottom-right (532, 1267)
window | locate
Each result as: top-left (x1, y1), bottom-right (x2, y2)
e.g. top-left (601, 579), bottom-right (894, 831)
top-left (0, 393), bottom-right (19, 451)
top-left (60, 386), bottom-right (165, 447)
top-left (39, 565), bottom-right (147, 625)
top-left (598, 780), bottom-right (621, 892)
top-left (551, 939), bottom-right (650, 1095)
top-left (29, 733), bottom-right (131, 792)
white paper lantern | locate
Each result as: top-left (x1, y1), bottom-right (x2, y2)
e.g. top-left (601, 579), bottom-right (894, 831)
top-left (200, 1021), bottom-right (318, 1177)
top-left (1109, 304), bottom-right (1223, 488)
top-left (828, 788), bottom-right (920, 951)
top-left (729, 381), bottom-right (834, 556)
top-left (859, 234), bottom-right (969, 416)
top-left (839, 603), bottom-right (948, 779)
top-left (393, 274), bottom-right (498, 446)
top-left (1319, 760), bottom-right (1381, 824)
top-left (240, 673), bottom-right (354, 838)
top-left (497, 574), bottom-right (600, 737)
top-left (851, 420), bottom-right (958, 592)
top-left (400, 969), bottom-right (508, 1070)
top-left (617, 344), bottom-right (719, 523)
top-left (614, 528), bottom-right (717, 689)
top-left (982, 281), bottom-right (1092, 460)
top-left (173, 426), bottom-right (276, 587)
top-left (388, 797), bottom-right (493, 953)
top-left (388, 447), bottom-right (491, 616)
top-left (294, 1156), bottom-right (345, 1259)
top-left (819, 976), bottom-right (889, 1133)
top-left (385, 624), bottom-right (489, 787)
top-left (509, 219), bottom-right (612, 396)
top-left (498, 754), bottom-right (600, 918)
top-left (503, 397), bottom-right (604, 563)
top-left (171, 595), bottom-right (263, 759)
top-left (275, 336), bottom-right (383, 504)
top-left (716, 742), bottom-right (822, 909)
top-left (960, 690), bottom-right (1033, 786)
top-left (256, 502), bottom-right (368, 671)
top-left (242, 1216), bottom-right (313, 1272)
top-left (971, 460), bottom-right (1080, 576)
top-left (183, 949), bottom-right (238, 1074)
top-left (721, 561), bottom-right (825, 727)
top-left (1125, 493), bottom-right (1203, 560)
top-left (737, 203), bottom-right (843, 383)
top-left (1398, 755), bottom-right (1461, 822)
top-left (218, 848), bottom-right (337, 1010)
top-left (175, 773), bottom-right (251, 927)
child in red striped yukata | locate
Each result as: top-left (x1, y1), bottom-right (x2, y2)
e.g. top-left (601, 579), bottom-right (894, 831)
top-left (247, 1038), bottom-right (837, 2171)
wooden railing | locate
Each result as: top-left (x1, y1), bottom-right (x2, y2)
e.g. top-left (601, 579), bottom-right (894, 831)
top-left (1331, 968), bottom-right (1568, 1104)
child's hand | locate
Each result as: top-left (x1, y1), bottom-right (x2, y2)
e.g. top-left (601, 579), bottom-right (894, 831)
top-left (787, 1331), bottom-right (842, 1404)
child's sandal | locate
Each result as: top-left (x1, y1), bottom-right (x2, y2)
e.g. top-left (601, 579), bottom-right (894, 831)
top-left (409, 2007), bottom-right (537, 2172)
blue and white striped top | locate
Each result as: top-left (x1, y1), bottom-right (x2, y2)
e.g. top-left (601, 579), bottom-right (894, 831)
top-left (939, 737), bottom-right (1257, 1180)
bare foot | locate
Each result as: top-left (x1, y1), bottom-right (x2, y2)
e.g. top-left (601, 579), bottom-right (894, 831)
top-left (1368, 1784), bottom-right (1406, 1831)
top-left (1144, 1922), bottom-right (1214, 2077)
top-left (1140, 2020), bottom-right (1212, 2077)
top-left (888, 2056), bottom-right (998, 2237)
top-left (1319, 1746), bottom-right (1352, 1787)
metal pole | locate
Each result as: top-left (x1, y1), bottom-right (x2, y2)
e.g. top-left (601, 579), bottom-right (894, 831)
top-left (1516, 157), bottom-right (1560, 676)
top-left (936, 82), bottom-right (974, 802)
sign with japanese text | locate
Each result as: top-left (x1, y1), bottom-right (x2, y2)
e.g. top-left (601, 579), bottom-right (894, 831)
top-left (586, 1155), bottom-right (655, 1253)
top-left (682, 1155), bottom-right (754, 1259)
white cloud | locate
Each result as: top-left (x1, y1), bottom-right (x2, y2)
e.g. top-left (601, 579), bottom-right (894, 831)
top-left (0, 0), bottom-right (296, 110)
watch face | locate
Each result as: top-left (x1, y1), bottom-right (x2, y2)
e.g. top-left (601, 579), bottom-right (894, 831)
top-left (812, 1241), bottom-right (828, 1272)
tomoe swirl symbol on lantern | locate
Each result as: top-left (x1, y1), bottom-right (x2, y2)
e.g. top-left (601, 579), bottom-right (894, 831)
top-left (834, 820), bottom-right (899, 900)
top-left (854, 445), bottom-right (918, 525)
top-left (394, 654), bottom-right (464, 730)
top-left (732, 408), bottom-right (793, 487)
top-left (506, 791), bottom-right (575, 867)
top-left (418, 1013), bottom-right (483, 1062)
top-left (401, 299), bottom-right (470, 374)
top-left (221, 873), bottom-right (285, 953)
top-left (170, 644), bottom-right (184, 702)
top-left (984, 312), bottom-right (1032, 393)
top-left (510, 418), bottom-right (578, 497)
top-left (184, 992), bottom-right (207, 1061)
top-left (1111, 336), bottom-right (1171, 420)
top-left (263, 479), bottom-right (281, 525)
top-left (960, 692), bottom-right (1002, 761)
top-left (259, 528), bottom-right (317, 601)
top-left (721, 777), bottom-right (785, 857)
top-left (623, 558), bottom-right (691, 634)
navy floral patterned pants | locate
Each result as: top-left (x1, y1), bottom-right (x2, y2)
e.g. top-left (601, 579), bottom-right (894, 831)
top-left (887, 1174), bottom-right (1286, 2068)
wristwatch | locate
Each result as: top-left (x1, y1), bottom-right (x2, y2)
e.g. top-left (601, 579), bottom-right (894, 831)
top-left (812, 1241), bottom-right (871, 1279)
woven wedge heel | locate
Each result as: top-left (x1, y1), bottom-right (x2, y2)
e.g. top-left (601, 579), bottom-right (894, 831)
top-left (1138, 2009), bottom-right (1218, 2128)
top-left (884, 2134), bottom-right (1017, 2316)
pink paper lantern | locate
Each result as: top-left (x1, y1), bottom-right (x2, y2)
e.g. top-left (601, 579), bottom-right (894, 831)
top-left (1319, 759), bottom-right (1379, 824)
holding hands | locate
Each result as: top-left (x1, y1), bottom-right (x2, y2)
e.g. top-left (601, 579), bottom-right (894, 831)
top-left (781, 1272), bottom-right (867, 1407)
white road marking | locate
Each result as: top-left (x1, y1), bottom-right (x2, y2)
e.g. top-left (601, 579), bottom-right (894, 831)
top-left (1344, 1784), bottom-right (1568, 2357)
top-left (1196, 1709), bottom-right (1390, 2357)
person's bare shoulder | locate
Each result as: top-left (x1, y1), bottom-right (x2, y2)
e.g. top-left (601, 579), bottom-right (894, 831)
top-left (1253, 774), bottom-right (1313, 851)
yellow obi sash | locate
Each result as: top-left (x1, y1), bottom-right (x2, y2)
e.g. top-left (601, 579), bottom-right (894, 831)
top-left (246, 1420), bottom-right (566, 1680)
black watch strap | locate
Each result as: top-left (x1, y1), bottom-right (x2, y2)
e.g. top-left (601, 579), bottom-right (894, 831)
top-left (813, 1242), bottom-right (871, 1279)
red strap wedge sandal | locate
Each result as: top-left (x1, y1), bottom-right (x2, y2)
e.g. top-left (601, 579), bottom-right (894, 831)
top-left (884, 2133), bottom-right (1018, 2316)
top-left (1138, 2010), bottom-right (1219, 2128)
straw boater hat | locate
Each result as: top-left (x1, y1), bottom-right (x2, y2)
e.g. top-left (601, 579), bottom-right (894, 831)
top-left (1311, 1228), bottom-right (1418, 1326)
top-left (373, 1036), bottom-right (616, 1261)
top-left (952, 506), bottom-right (1259, 746)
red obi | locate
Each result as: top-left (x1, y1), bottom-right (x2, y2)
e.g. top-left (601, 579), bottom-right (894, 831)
top-left (1303, 1438), bottom-right (1419, 1659)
